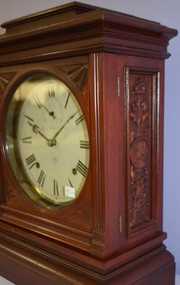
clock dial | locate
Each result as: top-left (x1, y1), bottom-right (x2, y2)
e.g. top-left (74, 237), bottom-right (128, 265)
top-left (5, 74), bottom-right (90, 206)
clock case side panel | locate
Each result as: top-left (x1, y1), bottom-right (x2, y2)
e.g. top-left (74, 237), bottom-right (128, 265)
top-left (89, 52), bottom-right (166, 259)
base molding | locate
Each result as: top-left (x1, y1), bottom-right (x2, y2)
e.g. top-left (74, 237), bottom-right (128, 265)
top-left (0, 242), bottom-right (175, 285)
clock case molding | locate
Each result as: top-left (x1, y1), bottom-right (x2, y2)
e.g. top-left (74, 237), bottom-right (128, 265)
top-left (0, 2), bottom-right (177, 284)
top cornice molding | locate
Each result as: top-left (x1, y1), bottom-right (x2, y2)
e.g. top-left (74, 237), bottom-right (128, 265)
top-left (0, 1), bottom-right (177, 63)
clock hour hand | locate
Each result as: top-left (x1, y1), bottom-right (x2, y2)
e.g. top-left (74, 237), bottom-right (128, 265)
top-left (42, 105), bottom-right (55, 119)
top-left (52, 112), bottom-right (77, 140)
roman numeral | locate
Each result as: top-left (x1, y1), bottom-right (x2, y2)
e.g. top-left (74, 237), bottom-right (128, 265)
top-left (53, 179), bottom-right (59, 196)
top-left (26, 154), bottom-right (36, 165)
top-left (24, 114), bottom-right (34, 122)
top-left (80, 140), bottom-right (89, 149)
top-left (48, 90), bottom-right (55, 98)
top-left (62, 187), bottom-right (65, 197)
top-left (68, 178), bottom-right (73, 187)
top-left (76, 160), bottom-right (88, 177)
top-left (34, 97), bottom-right (42, 109)
top-left (75, 114), bottom-right (84, 125)
top-left (37, 170), bottom-right (46, 187)
top-left (25, 154), bottom-right (40, 169)
top-left (22, 136), bottom-right (32, 144)
top-left (64, 92), bottom-right (70, 108)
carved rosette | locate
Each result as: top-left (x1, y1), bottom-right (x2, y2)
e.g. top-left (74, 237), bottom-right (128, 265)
top-left (126, 69), bottom-right (154, 233)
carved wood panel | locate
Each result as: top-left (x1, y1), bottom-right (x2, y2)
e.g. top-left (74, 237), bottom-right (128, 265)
top-left (126, 67), bottom-right (158, 234)
top-left (60, 64), bottom-right (88, 91)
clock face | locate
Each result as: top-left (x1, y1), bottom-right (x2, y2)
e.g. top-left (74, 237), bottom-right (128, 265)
top-left (5, 73), bottom-right (90, 206)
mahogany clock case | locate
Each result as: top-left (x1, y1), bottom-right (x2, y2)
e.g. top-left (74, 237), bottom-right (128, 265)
top-left (0, 2), bottom-right (177, 285)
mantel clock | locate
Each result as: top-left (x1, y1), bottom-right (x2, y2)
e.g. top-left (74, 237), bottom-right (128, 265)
top-left (0, 2), bottom-right (177, 284)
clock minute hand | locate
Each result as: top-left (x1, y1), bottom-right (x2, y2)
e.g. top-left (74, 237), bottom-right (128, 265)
top-left (52, 112), bottom-right (77, 140)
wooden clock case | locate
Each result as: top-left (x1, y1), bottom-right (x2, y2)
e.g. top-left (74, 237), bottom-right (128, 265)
top-left (0, 2), bottom-right (177, 284)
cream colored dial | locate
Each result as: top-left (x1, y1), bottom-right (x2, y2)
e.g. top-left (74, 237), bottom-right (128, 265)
top-left (6, 74), bottom-right (90, 206)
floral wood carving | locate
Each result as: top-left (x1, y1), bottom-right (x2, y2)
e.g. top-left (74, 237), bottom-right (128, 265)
top-left (60, 64), bottom-right (88, 91)
top-left (126, 69), bottom-right (155, 233)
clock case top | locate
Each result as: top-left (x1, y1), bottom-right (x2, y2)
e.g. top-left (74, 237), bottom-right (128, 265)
top-left (0, 1), bottom-right (177, 62)
top-left (0, 1), bottom-right (177, 276)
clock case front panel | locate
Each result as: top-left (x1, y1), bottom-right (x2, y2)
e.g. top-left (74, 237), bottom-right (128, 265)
top-left (0, 56), bottom-right (95, 249)
top-left (0, 2), bottom-right (177, 281)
